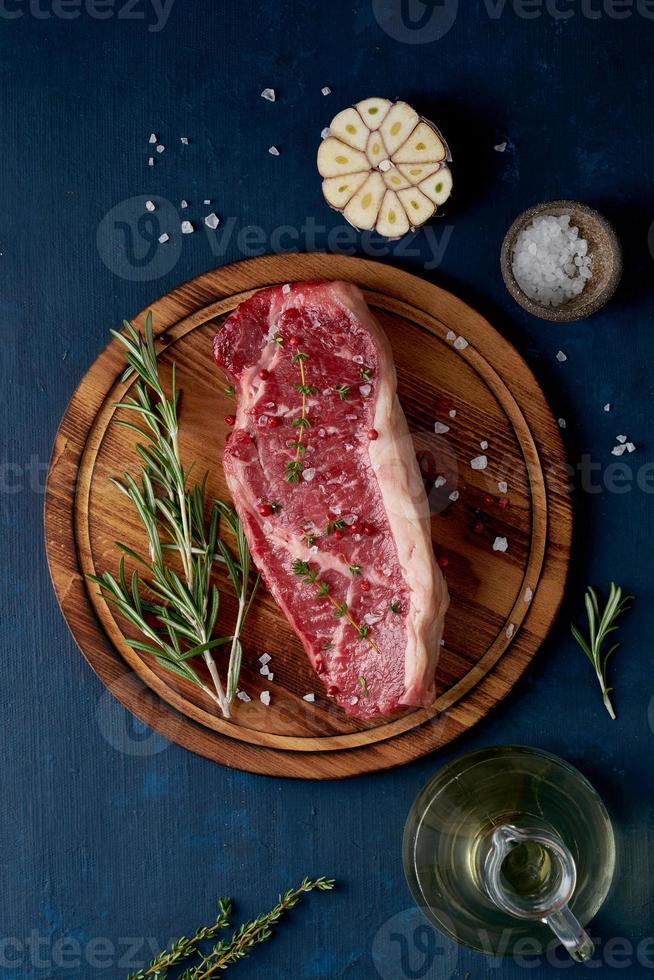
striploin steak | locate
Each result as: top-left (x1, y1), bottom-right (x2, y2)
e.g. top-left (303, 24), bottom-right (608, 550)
top-left (213, 280), bottom-right (448, 717)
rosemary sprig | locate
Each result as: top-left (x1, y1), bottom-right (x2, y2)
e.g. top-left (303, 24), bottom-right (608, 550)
top-left (88, 313), bottom-right (259, 718)
top-left (292, 560), bottom-right (380, 653)
top-left (571, 582), bottom-right (634, 720)
top-left (128, 878), bottom-right (335, 979)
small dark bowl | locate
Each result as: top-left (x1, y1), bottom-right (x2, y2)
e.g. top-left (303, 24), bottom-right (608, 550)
top-left (500, 200), bottom-right (622, 322)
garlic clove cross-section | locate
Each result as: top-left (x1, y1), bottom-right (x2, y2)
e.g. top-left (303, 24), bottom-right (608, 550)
top-left (318, 97), bottom-right (452, 238)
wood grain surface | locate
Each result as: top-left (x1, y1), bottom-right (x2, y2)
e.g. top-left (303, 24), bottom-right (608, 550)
top-left (44, 254), bottom-right (572, 778)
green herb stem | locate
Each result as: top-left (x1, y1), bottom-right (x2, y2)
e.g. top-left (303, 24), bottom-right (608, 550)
top-left (571, 582), bottom-right (633, 720)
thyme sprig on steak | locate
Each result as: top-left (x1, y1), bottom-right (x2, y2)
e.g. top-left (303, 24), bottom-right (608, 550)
top-left (292, 559), bottom-right (380, 653)
top-left (285, 346), bottom-right (313, 483)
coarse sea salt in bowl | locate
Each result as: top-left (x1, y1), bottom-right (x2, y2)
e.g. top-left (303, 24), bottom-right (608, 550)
top-left (500, 200), bottom-right (622, 322)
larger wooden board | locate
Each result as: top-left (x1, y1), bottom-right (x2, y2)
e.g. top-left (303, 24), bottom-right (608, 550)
top-left (45, 255), bottom-right (572, 778)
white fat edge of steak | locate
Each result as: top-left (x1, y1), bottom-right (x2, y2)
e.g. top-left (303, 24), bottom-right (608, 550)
top-left (336, 283), bottom-right (449, 706)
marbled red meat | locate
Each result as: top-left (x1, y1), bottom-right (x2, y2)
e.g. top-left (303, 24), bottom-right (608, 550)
top-left (213, 280), bottom-right (448, 717)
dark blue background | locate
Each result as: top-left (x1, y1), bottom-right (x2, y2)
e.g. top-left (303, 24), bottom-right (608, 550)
top-left (2, 0), bottom-right (653, 977)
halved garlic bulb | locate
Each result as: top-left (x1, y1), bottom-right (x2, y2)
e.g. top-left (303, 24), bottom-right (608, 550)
top-left (318, 98), bottom-right (452, 238)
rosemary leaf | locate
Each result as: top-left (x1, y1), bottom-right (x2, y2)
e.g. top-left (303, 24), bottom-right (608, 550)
top-left (571, 582), bottom-right (634, 719)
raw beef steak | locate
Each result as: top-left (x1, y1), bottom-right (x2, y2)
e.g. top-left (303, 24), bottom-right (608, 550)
top-left (213, 280), bottom-right (448, 717)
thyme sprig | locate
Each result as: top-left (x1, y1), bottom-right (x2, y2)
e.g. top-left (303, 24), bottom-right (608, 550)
top-left (88, 313), bottom-right (259, 718)
top-left (571, 582), bottom-right (634, 720)
top-left (127, 877), bottom-right (335, 979)
top-left (292, 560), bottom-right (380, 652)
top-left (286, 348), bottom-right (312, 482)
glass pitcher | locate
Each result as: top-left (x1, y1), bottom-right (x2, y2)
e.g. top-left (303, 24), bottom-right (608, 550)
top-left (403, 745), bottom-right (615, 960)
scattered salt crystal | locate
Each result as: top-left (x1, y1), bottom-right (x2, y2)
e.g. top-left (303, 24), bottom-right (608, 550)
top-left (506, 623), bottom-right (515, 639)
top-left (148, 157), bottom-right (155, 167)
top-left (261, 87), bottom-right (276, 102)
top-left (449, 490), bottom-right (460, 502)
top-left (158, 233), bottom-right (170, 244)
top-left (302, 467), bottom-right (316, 481)
top-left (434, 475), bottom-right (447, 488)
top-left (145, 200), bottom-right (156, 212)
top-left (282, 283), bottom-right (291, 294)
top-left (259, 653), bottom-right (271, 665)
top-left (321, 127), bottom-right (331, 139)
top-left (434, 421), bottom-right (450, 434)
top-left (267, 673), bottom-right (274, 682)
top-left (344, 514), bottom-right (357, 525)
top-left (329, 505), bottom-right (342, 515)
top-left (446, 330), bottom-right (456, 342)
top-left (205, 212), bottom-right (220, 230)
top-left (180, 136), bottom-right (189, 144)
top-left (180, 200), bottom-right (188, 209)
top-left (181, 220), bottom-right (194, 234)
top-left (260, 691), bottom-right (271, 706)
top-left (148, 133), bottom-right (157, 143)
top-left (494, 141), bottom-right (508, 153)
top-left (604, 403), bottom-right (612, 412)
top-left (260, 664), bottom-right (270, 676)
top-left (617, 434), bottom-right (627, 444)
top-left (156, 144), bottom-right (165, 153)
top-left (556, 350), bottom-right (567, 362)
top-left (203, 199), bottom-right (211, 205)
top-left (359, 384), bottom-right (371, 396)
top-left (453, 336), bottom-right (469, 350)
top-left (626, 442), bottom-right (636, 453)
top-left (558, 418), bottom-right (567, 429)
top-left (493, 536), bottom-right (509, 553)
top-left (268, 145), bottom-right (280, 156)
top-left (236, 691), bottom-right (251, 702)
top-left (449, 409), bottom-right (457, 418)
top-left (344, 443), bottom-right (354, 451)
top-left (309, 545), bottom-right (319, 555)
top-left (363, 612), bottom-right (383, 625)
top-left (524, 587), bottom-right (533, 602)
top-left (498, 481), bottom-right (508, 493)
top-left (480, 440), bottom-right (489, 450)
top-left (611, 445), bottom-right (626, 456)
top-left (350, 696), bottom-right (359, 706)
top-left (352, 354), bottom-right (364, 364)
top-left (303, 693), bottom-right (315, 703)
top-left (378, 159), bottom-right (392, 172)
top-left (321, 86), bottom-right (332, 95)
top-left (470, 455), bottom-right (488, 471)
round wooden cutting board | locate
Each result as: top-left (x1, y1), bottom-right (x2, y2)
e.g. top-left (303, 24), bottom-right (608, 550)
top-left (45, 254), bottom-right (571, 779)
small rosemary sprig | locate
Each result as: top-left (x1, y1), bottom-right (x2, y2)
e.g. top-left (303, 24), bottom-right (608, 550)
top-left (292, 559), bottom-right (380, 653)
top-left (571, 582), bottom-right (634, 720)
top-left (127, 877), bottom-right (335, 979)
top-left (88, 313), bottom-right (259, 718)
